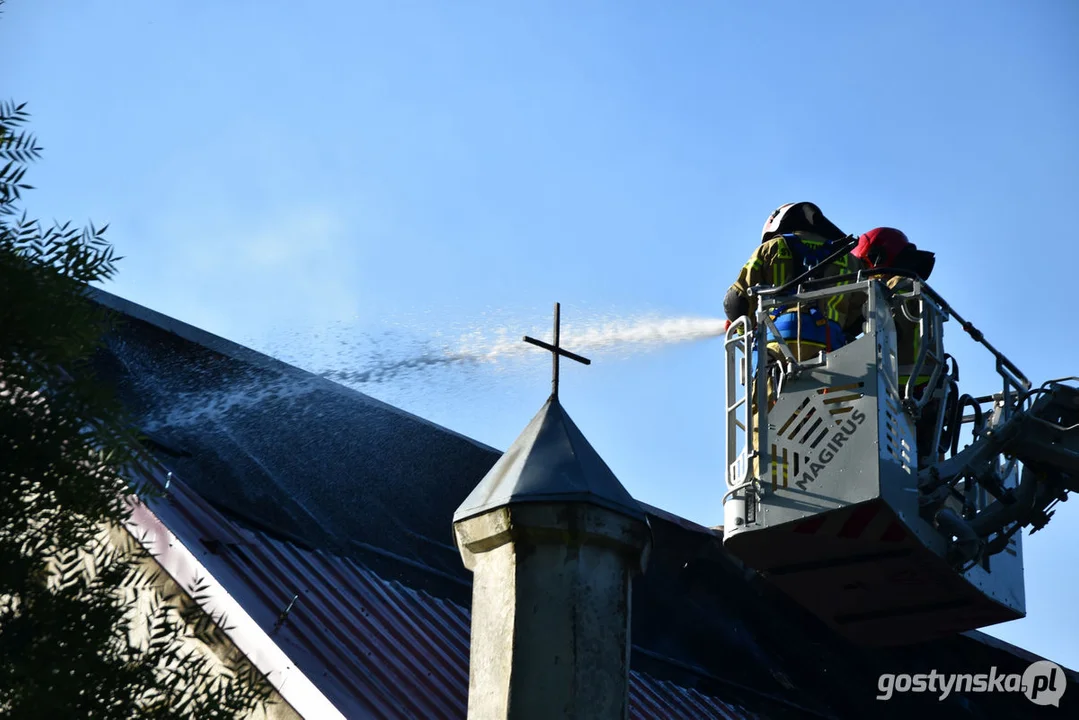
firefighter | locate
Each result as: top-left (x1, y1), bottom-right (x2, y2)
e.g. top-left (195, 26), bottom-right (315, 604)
top-left (724, 202), bottom-right (864, 363)
top-left (850, 227), bottom-right (944, 467)
top-left (726, 203), bottom-right (863, 485)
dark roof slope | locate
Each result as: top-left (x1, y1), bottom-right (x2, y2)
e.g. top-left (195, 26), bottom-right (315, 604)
top-left (90, 288), bottom-right (500, 581)
top-left (93, 288), bottom-right (1078, 719)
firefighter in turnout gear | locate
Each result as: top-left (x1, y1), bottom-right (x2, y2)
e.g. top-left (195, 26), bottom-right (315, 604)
top-left (851, 227), bottom-right (944, 467)
top-left (724, 202), bottom-right (865, 364)
top-left (727, 203), bottom-right (864, 485)
top-left (851, 227), bottom-right (938, 379)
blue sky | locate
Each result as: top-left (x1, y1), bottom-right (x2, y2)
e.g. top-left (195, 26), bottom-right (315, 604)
top-left (7, 0), bottom-right (1079, 669)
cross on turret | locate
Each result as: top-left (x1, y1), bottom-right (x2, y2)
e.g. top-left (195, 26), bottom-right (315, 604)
top-left (523, 302), bottom-right (591, 398)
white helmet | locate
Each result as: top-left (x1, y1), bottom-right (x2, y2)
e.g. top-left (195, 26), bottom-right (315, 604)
top-left (760, 202), bottom-right (844, 244)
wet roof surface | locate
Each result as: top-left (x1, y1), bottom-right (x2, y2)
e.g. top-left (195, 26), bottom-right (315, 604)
top-left (94, 288), bottom-right (1078, 719)
top-left (92, 289), bottom-right (499, 580)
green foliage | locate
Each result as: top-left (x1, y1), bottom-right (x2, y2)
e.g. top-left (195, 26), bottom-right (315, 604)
top-left (0, 51), bottom-right (275, 720)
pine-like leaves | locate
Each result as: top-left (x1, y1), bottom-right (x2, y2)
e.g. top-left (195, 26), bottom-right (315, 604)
top-left (0, 101), bottom-right (40, 216)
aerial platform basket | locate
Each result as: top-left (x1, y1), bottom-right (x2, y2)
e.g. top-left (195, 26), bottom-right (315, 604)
top-left (722, 275), bottom-right (1046, 647)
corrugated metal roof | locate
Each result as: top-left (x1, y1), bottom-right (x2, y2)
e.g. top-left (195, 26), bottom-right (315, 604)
top-left (132, 465), bottom-right (759, 720)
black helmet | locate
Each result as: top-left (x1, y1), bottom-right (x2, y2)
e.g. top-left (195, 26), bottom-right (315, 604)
top-left (761, 202), bottom-right (846, 244)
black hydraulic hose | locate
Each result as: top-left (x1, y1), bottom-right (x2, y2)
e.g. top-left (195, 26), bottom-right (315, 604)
top-left (951, 394), bottom-right (983, 457)
top-left (938, 379), bottom-right (959, 455)
top-left (945, 353), bottom-right (960, 383)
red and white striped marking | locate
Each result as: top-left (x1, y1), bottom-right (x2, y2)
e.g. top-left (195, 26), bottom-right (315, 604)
top-left (790, 502), bottom-right (908, 544)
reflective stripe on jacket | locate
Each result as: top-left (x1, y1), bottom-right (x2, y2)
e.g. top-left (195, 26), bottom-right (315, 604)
top-left (729, 232), bottom-right (865, 334)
